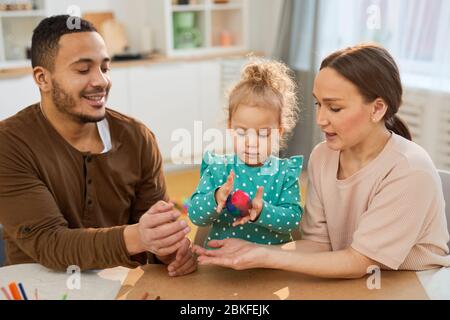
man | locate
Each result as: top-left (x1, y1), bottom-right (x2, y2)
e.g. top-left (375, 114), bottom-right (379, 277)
top-left (0, 15), bottom-right (196, 276)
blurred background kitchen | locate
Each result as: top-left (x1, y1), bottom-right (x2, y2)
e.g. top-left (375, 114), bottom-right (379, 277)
top-left (1, 0), bottom-right (450, 167)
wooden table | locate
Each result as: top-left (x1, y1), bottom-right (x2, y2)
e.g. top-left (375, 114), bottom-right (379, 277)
top-left (116, 265), bottom-right (429, 300)
top-left (2, 264), bottom-right (449, 300)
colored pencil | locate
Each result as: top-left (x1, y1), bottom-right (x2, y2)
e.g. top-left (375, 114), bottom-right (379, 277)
top-left (8, 283), bottom-right (22, 300)
top-left (18, 283), bottom-right (28, 300)
top-left (1, 287), bottom-right (12, 300)
top-left (61, 293), bottom-right (68, 300)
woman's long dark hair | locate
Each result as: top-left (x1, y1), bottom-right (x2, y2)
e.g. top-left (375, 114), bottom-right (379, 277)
top-left (320, 44), bottom-right (412, 141)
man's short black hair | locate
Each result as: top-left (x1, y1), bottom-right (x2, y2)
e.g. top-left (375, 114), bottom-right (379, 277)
top-left (31, 15), bottom-right (97, 71)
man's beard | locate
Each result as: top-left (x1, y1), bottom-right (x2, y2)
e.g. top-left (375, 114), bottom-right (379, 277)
top-left (51, 80), bottom-right (108, 124)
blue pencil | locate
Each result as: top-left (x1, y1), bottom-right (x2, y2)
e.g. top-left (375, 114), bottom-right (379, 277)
top-left (18, 283), bottom-right (28, 300)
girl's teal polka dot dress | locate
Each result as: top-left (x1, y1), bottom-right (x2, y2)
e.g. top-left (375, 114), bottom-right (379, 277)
top-left (188, 151), bottom-right (304, 247)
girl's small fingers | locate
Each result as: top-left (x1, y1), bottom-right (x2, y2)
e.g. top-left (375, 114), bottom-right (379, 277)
top-left (228, 171), bottom-right (235, 188)
top-left (226, 171), bottom-right (234, 184)
top-left (241, 216), bottom-right (252, 224)
top-left (255, 187), bottom-right (264, 200)
top-left (232, 217), bottom-right (245, 227)
top-left (250, 201), bottom-right (258, 214)
top-left (227, 179), bottom-right (234, 192)
top-left (232, 220), bottom-right (241, 227)
top-left (249, 209), bottom-right (257, 221)
top-left (224, 186), bottom-right (232, 196)
top-left (232, 216), bottom-right (250, 227)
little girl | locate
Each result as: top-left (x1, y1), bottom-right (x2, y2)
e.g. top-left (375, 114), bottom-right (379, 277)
top-left (188, 58), bottom-right (303, 246)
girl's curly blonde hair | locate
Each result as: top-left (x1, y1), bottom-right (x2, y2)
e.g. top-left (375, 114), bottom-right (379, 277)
top-left (227, 58), bottom-right (299, 150)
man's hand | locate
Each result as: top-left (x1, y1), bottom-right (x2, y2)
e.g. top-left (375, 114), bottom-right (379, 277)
top-left (232, 186), bottom-right (264, 227)
top-left (156, 238), bottom-right (197, 277)
top-left (124, 201), bottom-right (190, 257)
top-left (215, 170), bottom-right (234, 213)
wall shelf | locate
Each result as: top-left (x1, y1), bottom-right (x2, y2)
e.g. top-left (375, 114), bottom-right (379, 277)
top-left (210, 3), bottom-right (243, 10)
top-left (0, 9), bottom-right (46, 17)
top-left (148, 0), bottom-right (248, 57)
top-left (172, 4), bottom-right (206, 12)
top-left (0, 0), bottom-right (47, 66)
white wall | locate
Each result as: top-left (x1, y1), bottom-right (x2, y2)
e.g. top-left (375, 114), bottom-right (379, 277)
top-left (46, 0), bottom-right (284, 56)
top-left (248, 0), bottom-right (285, 56)
top-left (0, 75), bottom-right (40, 120)
top-left (108, 0), bottom-right (154, 53)
top-left (46, 0), bottom-right (112, 15)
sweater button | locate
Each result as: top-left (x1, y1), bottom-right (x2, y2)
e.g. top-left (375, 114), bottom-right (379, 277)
top-left (23, 226), bottom-right (32, 234)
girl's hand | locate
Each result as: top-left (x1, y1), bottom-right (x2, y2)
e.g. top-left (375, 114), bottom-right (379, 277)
top-left (232, 187), bottom-right (264, 227)
top-left (215, 170), bottom-right (234, 213)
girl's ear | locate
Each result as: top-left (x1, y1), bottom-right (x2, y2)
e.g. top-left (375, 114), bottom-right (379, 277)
top-left (33, 67), bottom-right (52, 93)
top-left (371, 98), bottom-right (388, 122)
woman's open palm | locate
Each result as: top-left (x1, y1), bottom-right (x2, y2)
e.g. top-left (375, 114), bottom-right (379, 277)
top-left (192, 238), bottom-right (266, 270)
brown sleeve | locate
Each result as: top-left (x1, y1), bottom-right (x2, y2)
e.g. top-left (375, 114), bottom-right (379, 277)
top-left (0, 133), bottom-right (145, 271)
top-left (129, 126), bottom-right (169, 224)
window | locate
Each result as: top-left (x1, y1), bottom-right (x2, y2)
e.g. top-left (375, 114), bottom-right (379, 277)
top-left (313, 0), bottom-right (450, 89)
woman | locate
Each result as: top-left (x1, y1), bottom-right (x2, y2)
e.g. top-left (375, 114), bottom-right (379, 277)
top-left (192, 44), bottom-right (450, 279)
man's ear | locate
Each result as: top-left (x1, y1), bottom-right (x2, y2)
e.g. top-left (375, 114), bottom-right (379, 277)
top-left (32, 66), bottom-right (52, 92)
top-left (371, 98), bottom-right (388, 123)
